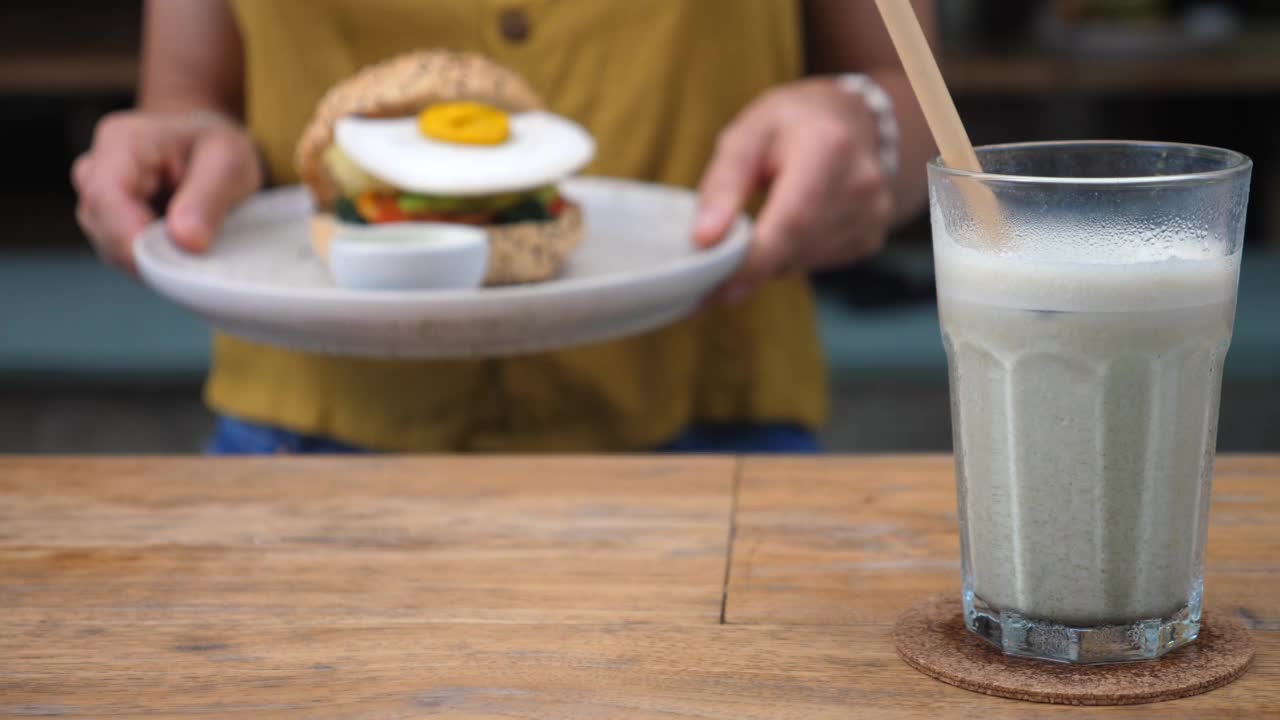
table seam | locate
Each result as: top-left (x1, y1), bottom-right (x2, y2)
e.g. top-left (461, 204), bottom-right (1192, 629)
top-left (718, 456), bottom-right (742, 625)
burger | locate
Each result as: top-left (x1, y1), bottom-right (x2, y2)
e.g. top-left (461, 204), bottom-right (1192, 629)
top-left (296, 49), bottom-right (596, 287)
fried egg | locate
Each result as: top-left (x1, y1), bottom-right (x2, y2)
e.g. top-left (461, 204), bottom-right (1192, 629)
top-left (334, 110), bottom-right (596, 197)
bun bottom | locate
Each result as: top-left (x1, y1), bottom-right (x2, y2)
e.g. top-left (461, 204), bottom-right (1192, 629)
top-left (310, 200), bottom-right (583, 286)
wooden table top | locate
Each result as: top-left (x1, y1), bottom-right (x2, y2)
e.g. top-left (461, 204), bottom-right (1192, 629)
top-left (2, 455), bottom-right (1277, 718)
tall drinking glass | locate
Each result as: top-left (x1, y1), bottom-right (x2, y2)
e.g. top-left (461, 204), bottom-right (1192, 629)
top-left (930, 141), bottom-right (1252, 663)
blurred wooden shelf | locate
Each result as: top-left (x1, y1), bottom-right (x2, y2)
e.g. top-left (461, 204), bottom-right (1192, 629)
top-left (0, 0), bottom-right (140, 96)
top-left (2, 35), bottom-right (1278, 100)
top-left (0, 51), bottom-right (137, 96)
top-left (944, 51), bottom-right (1280, 95)
top-left (7, 49), bottom-right (1277, 98)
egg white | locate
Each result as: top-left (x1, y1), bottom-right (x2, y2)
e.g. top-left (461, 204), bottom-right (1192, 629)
top-left (334, 111), bottom-right (596, 197)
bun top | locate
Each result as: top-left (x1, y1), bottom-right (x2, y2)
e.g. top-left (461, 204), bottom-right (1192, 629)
top-left (296, 49), bottom-right (544, 208)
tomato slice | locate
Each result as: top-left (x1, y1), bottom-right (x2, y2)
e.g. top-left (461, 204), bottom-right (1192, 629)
top-left (356, 192), bottom-right (410, 223)
top-left (358, 192), bottom-right (500, 226)
top-left (375, 197), bottom-right (409, 223)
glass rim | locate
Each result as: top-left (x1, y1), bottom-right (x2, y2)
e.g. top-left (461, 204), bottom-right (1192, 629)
top-left (928, 139), bottom-right (1252, 186)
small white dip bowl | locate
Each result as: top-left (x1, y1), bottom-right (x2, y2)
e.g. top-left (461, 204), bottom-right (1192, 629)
top-left (328, 222), bottom-right (489, 291)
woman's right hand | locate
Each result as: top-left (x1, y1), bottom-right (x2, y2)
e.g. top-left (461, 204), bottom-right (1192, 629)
top-left (71, 110), bottom-right (264, 273)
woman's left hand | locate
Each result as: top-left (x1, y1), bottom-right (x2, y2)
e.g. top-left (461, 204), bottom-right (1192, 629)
top-left (694, 77), bottom-right (894, 305)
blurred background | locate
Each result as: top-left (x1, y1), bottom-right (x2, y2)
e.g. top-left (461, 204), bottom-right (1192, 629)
top-left (2, 0), bottom-right (1278, 453)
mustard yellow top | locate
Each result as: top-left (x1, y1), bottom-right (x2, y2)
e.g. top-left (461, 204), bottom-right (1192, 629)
top-left (216, 0), bottom-right (827, 451)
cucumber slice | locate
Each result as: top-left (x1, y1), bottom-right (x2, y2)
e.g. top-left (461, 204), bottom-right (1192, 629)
top-left (495, 197), bottom-right (551, 224)
top-left (335, 196), bottom-right (367, 224)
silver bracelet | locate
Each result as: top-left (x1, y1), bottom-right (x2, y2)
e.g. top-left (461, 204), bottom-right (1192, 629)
top-left (836, 73), bottom-right (900, 179)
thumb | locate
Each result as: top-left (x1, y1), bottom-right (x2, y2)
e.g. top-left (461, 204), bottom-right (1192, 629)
top-left (693, 115), bottom-right (773, 249)
top-left (167, 128), bottom-right (263, 252)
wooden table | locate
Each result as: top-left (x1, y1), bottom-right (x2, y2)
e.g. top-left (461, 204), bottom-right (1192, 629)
top-left (2, 455), bottom-right (1277, 718)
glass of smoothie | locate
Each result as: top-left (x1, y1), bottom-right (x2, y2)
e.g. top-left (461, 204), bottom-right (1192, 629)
top-left (930, 140), bottom-right (1252, 664)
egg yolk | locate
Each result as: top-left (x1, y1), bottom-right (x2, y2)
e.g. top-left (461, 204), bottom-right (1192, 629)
top-left (417, 102), bottom-right (510, 145)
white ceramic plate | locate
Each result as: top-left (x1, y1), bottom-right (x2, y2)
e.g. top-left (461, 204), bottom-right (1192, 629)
top-left (134, 177), bottom-right (750, 358)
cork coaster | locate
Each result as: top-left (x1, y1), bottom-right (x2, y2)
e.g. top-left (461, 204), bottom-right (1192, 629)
top-left (894, 594), bottom-right (1254, 706)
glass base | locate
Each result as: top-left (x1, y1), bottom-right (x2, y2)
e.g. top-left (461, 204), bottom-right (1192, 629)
top-left (963, 588), bottom-right (1202, 664)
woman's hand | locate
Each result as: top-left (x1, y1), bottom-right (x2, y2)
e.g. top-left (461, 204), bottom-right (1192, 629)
top-left (694, 77), bottom-right (894, 304)
top-left (71, 110), bottom-right (263, 273)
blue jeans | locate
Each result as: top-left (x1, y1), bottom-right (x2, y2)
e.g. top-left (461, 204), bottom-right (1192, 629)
top-left (206, 415), bottom-right (820, 455)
